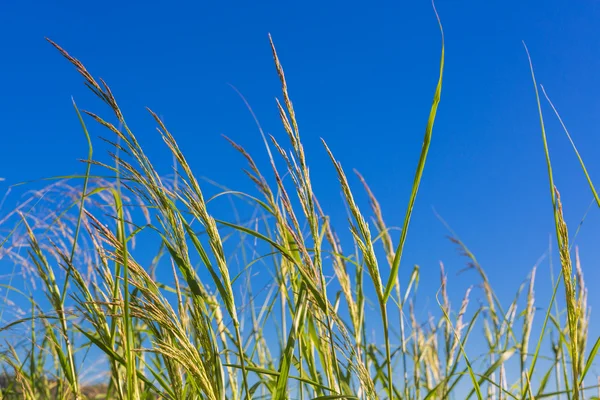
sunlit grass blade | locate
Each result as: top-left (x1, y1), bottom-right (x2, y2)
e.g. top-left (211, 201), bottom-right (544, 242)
top-left (385, 2), bottom-right (444, 302)
top-left (540, 85), bottom-right (600, 208)
top-left (437, 293), bottom-right (483, 400)
top-left (579, 336), bottom-right (600, 386)
top-left (274, 288), bottom-right (309, 400)
top-left (465, 348), bottom-right (516, 400)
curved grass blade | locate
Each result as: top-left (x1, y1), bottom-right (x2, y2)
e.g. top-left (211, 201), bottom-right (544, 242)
top-left (385, 2), bottom-right (445, 301)
top-left (540, 86), bottom-right (600, 208)
top-left (579, 336), bottom-right (600, 386)
top-left (466, 348), bottom-right (516, 400)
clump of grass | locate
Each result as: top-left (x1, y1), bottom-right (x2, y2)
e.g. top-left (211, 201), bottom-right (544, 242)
top-left (524, 41), bottom-right (599, 400)
top-left (0, 9), bottom-right (599, 400)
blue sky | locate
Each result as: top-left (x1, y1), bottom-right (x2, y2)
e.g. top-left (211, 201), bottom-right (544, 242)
top-left (1, 0), bottom-right (600, 383)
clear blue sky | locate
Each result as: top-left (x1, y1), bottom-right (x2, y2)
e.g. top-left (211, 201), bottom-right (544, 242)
top-left (1, 0), bottom-right (600, 364)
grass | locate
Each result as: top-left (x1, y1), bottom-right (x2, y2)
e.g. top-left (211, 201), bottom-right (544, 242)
top-left (1, 10), bottom-right (599, 400)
